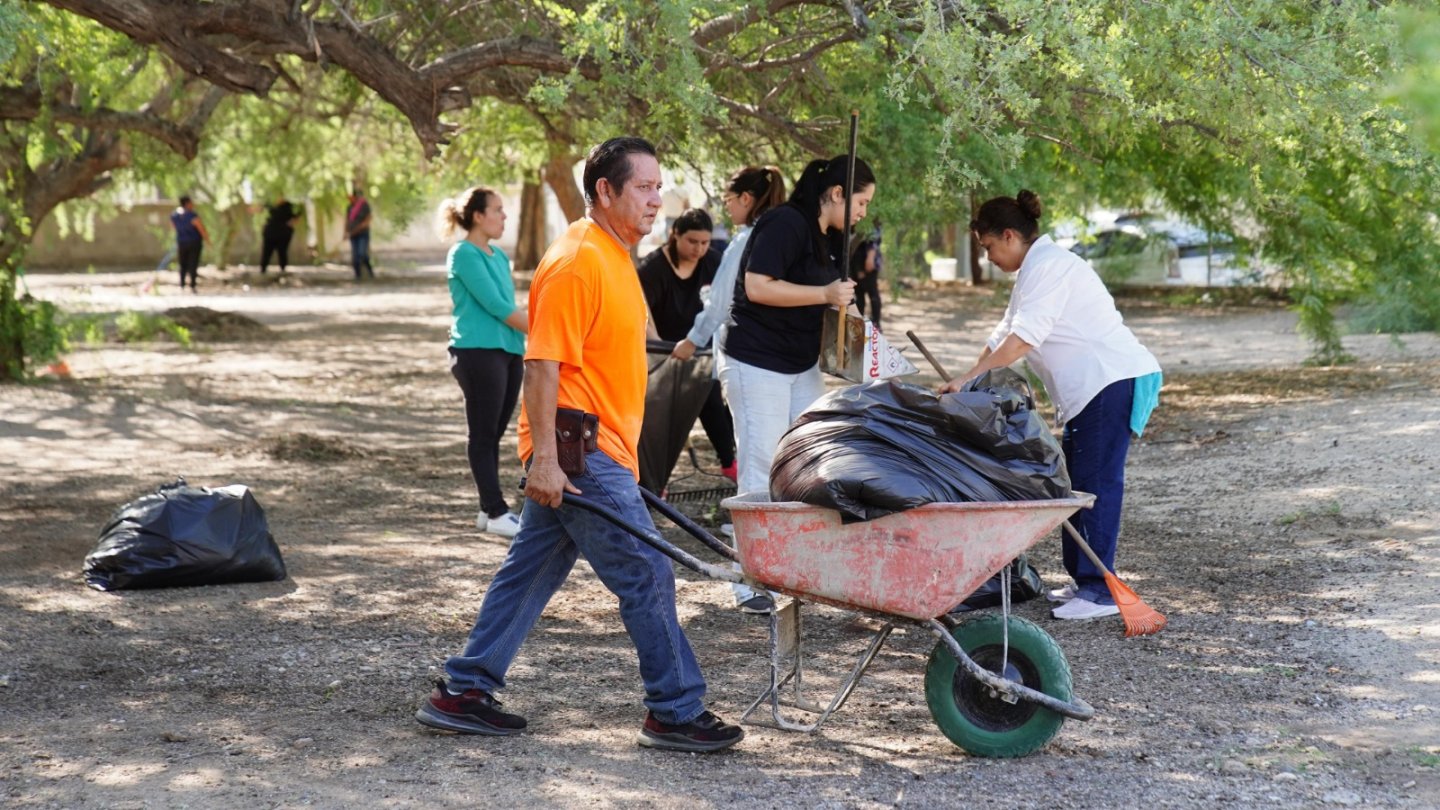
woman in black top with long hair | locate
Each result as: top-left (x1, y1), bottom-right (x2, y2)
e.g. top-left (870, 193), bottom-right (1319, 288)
top-left (636, 208), bottom-right (736, 477)
top-left (718, 156), bottom-right (876, 611)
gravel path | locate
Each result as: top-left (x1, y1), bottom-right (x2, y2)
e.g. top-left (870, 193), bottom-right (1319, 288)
top-left (2, 266), bottom-right (1436, 809)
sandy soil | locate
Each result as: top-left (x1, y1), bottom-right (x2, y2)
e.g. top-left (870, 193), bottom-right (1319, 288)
top-left (2, 264), bottom-right (1437, 810)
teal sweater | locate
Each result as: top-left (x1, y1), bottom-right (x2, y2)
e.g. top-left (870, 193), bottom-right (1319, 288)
top-left (447, 240), bottom-right (524, 355)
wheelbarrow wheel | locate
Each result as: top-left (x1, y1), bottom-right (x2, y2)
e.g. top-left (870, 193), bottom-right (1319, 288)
top-left (924, 613), bottom-right (1072, 757)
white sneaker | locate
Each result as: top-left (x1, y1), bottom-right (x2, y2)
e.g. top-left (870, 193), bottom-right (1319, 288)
top-left (485, 512), bottom-right (522, 538)
top-left (720, 523), bottom-right (734, 538)
top-left (475, 511), bottom-right (489, 531)
top-left (1046, 583), bottom-right (1079, 603)
top-left (1051, 597), bottom-right (1120, 621)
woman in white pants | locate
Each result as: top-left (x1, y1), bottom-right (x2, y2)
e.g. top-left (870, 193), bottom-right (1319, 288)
top-left (718, 155), bottom-right (876, 613)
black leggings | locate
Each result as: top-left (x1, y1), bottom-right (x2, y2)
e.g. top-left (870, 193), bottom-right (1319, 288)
top-left (854, 273), bottom-right (882, 330)
top-left (261, 232), bottom-right (292, 273)
top-left (177, 241), bottom-right (202, 289)
top-left (697, 380), bottom-right (735, 468)
top-left (449, 347), bottom-right (524, 518)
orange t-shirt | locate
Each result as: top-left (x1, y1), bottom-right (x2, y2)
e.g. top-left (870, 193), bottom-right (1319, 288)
top-left (517, 219), bottom-right (649, 478)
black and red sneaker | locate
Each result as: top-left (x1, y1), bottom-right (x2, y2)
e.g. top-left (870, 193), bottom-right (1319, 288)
top-left (637, 710), bottom-right (744, 752)
top-left (415, 680), bottom-right (526, 736)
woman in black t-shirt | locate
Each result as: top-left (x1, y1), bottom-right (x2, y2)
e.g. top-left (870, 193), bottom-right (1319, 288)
top-left (719, 155), bottom-right (876, 518)
top-left (637, 208), bottom-right (736, 475)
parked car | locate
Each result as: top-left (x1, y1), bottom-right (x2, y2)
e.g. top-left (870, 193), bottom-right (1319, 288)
top-left (1074, 217), bottom-right (1271, 287)
top-left (1070, 226), bottom-right (1180, 286)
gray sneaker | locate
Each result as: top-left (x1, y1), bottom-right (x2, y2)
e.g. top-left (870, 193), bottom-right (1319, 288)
top-left (737, 594), bottom-right (774, 614)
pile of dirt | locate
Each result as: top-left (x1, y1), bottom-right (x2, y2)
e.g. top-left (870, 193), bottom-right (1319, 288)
top-left (164, 306), bottom-right (270, 341)
top-left (263, 432), bottom-right (366, 462)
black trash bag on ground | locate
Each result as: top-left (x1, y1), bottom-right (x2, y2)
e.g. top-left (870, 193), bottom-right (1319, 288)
top-left (83, 478), bottom-right (285, 591)
top-left (947, 554), bottom-right (1046, 613)
top-left (769, 368), bottom-right (1069, 522)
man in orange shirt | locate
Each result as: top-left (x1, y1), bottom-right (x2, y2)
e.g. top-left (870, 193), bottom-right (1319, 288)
top-left (416, 137), bottom-right (743, 753)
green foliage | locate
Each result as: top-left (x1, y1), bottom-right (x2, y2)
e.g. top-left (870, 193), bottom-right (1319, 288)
top-left (13, 294), bottom-right (66, 377)
top-left (113, 311), bottom-right (191, 346)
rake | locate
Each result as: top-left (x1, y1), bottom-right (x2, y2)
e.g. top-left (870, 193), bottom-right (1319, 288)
top-left (905, 330), bottom-right (1166, 637)
top-left (1061, 520), bottom-right (1167, 637)
top-left (661, 445), bottom-right (737, 505)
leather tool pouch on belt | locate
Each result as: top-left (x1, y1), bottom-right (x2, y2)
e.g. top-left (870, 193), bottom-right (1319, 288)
top-left (555, 407), bottom-right (600, 477)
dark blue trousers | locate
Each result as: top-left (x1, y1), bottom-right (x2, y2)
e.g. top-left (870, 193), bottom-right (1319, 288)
top-left (1061, 378), bottom-right (1134, 606)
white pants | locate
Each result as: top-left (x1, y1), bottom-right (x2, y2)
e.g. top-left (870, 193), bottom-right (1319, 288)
top-left (716, 351), bottom-right (826, 601)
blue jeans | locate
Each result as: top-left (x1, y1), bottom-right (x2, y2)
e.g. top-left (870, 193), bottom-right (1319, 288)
top-left (444, 450), bottom-right (708, 724)
top-left (1061, 377), bottom-right (1135, 606)
top-left (350, 233), bottom-right (374, 279)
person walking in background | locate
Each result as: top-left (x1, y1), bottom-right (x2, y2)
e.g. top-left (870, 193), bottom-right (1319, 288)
top-left (441, 186), bottom-right (529, 539)
top-left (260, 195), bottom-right (303, 274)
top-left (170, 196), bottom-right (210, 293)
top-left (718, 156), bottom-right (874, 614)
top-left (940, 189), bottom-right (1162, 622)
top-left (851, 221), bottom-right (883, 331)
top-left (345, 187), bottom-right (375, 280)
top-left (636, 207), bottom-right (736, 479)
top-left (416, 137), bottom-right (743, 753)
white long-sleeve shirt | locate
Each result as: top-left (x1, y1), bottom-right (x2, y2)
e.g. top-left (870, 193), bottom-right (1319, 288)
top-left (686, 225), bottom-right (751, 349)
top-left (987, 235), bottom-right (1161, 423)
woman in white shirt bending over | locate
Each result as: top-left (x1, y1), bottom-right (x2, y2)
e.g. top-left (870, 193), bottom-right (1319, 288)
top-left (941, 190), bottom-right (1162, 622)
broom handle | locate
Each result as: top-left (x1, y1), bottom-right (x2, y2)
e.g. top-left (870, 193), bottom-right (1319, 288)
top-left (836, 110), bottom-right (859, 366)
top-left (906, 330), bottom-right (951, 381)
top-left (1062, 519), bottom-right (1113, 575)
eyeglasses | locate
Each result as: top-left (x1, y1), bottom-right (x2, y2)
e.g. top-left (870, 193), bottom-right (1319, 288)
top-left (721, 194), bottom-right (738, 204)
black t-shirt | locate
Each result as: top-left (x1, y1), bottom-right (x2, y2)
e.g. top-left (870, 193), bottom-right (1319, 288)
top-left (263, 202), bottom-right (301, 237)
top-left (722, 204), bottom-right (841, 373)
top-left (637, 246), bottom-right (722, 342)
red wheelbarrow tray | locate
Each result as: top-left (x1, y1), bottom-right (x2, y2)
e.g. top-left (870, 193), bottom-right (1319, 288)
top-left (723, 491), bottom-right (1096, 621)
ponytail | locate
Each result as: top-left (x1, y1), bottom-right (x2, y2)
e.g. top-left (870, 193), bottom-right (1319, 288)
top-left (726, 165), bottom-right (786, 226)
top-left (436, 186), bottom-right (495, 240)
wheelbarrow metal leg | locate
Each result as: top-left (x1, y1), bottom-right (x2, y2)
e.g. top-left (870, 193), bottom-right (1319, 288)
top-left (741, 600), bottom-right (893, 733)
top-left (925, 619), bottom-right (1095, 721)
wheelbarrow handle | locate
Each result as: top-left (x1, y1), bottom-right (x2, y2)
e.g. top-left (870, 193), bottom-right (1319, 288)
top-left (638, 486), bottom-right (741, 563)
top-left (527, 486), bottom-right (745, 585)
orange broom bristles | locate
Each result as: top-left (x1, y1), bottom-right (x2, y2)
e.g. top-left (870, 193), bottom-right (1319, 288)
top-left (1063, 520), bottom-right (1167, 637)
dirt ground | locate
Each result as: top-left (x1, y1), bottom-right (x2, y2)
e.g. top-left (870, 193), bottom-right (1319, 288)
top-left (3, 263), bottom-right (1438, 810)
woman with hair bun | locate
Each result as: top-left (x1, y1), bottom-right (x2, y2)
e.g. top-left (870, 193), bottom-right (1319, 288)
top-left (439, 186), bottom-right (529, 538)
top-left (941, 189), bottom-right (1162, 621)
top-left (718, 155), bottom-right (875, 613)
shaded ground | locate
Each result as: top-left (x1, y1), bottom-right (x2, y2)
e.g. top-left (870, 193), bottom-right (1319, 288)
top-left (2, 265), bottom-right (1438, 809)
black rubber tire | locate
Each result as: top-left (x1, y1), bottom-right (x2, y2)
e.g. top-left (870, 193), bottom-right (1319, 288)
top-left (924, 613), bottom-right (1072, 757)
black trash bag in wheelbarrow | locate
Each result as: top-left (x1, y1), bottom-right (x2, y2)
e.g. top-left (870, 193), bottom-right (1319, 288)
top-left (637, 340), bottom-right (717, 494)
top-left (948, 554), bottom-right (1046, 612)
top-left (769, 368), bottom-right (1070, 522)
top-left (83, 478), bottom-right (286, 591)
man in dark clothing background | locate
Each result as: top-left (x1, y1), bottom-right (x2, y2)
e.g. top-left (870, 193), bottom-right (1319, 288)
top-left (345, 188), bottom-right (375, 280)
top-left (261, 196), bottom-right (303, 274)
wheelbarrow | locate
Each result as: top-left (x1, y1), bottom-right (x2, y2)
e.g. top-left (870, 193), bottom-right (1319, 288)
top-left (560, 487), bottom-right (1097, 757)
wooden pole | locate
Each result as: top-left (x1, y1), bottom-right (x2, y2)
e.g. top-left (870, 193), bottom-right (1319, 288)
top-left (837, 110), bottom-right (859, 367)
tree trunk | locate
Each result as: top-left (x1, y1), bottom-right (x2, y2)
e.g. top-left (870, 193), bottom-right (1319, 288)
top-left (513, 177), bottom-right (547, 272)
top-left (2, 130), bottom-right (128, 379)
top-left (544, 152), bottom-right (585, 223)
top-left (968, 194), bottom-right (984, 285)
top-left (0, 260), bottom-right (23, 379)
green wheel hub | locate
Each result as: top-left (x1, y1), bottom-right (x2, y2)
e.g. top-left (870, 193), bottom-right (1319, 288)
top-left (924, 613), bottom-right (1073, 757)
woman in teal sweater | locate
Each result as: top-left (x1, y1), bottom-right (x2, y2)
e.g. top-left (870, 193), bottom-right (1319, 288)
top-left (440, 187), bottom-right (529, 538)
